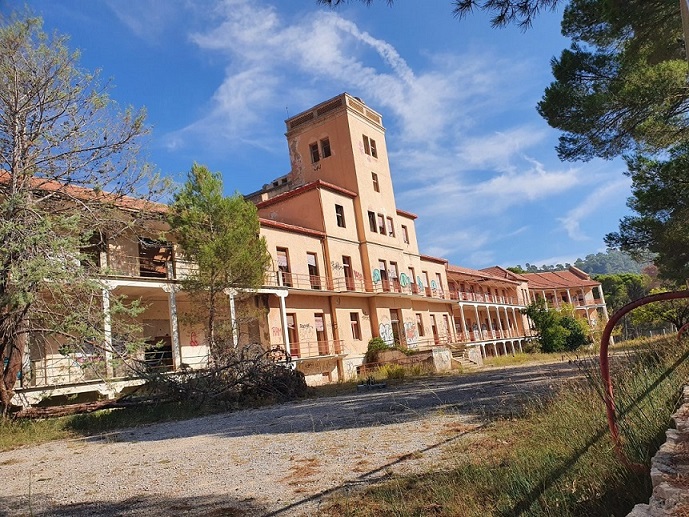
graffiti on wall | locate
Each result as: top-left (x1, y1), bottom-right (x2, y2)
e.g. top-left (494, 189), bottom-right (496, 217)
top-left (331, 260), bottom-right (343, 272)
top-left (272, 326), bottom-right (283, 339)
top-left (353, 270), bottom-right (364, 281)
top-left (399, 273), bottom-right (410, 287)
top-left (430, 280), bottom-right (438, 293)
top-left (372, 268), bottom-right (381, 284)
top-left (189, 332), bottom-right (199, 347)
top-left (379, 322), bottom-right (394, 345)
top-left (416, 276), bottom-right (424, 290)
top-left (404, 320), bottom-right (418, 347)
top-left (299, 323), bottom-right (313, 342)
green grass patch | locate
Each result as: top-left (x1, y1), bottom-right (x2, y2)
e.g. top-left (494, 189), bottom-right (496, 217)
top-left (483, 352), bottom-right (558, 367)
top-left (325, 337), bottom-right (689, 516)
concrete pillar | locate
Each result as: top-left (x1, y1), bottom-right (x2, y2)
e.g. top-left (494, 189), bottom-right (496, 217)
top-left (102, 288), bottom-right (114, 379)
top-left (162, 284), bottom-right (182, 369)
top-left (459, 305), bottom-right (468, 341)
top-left (278, 292), bottom-right (291, 357)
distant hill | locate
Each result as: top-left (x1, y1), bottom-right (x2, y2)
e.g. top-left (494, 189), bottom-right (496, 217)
top-left (509, 249), bottom-right (647, 275)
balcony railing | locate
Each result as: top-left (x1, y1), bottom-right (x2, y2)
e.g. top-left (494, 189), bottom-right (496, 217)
top-left (450, 290), bottom-right (520, 305)
top-left (290, 340), bottom-right (344, 359)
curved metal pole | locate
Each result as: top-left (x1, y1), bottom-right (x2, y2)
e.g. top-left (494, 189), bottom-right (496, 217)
top-left (600, 290), bottom-right (689, 473)
top-left (678, 322), bottom-right (689, 342)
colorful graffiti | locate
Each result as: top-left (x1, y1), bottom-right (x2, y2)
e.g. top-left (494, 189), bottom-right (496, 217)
top-left (372, 268), bottom-right (381, 283)
top-left (399, 273), bottom-right (410, 287)
top-left (416, 276), bottom-right (424, 290)
top-left (404, 321), bottom-right (418, 347)
top-left (189, 332), bottom-right (199, 347)
top-left (379, 323), bottom-right (394, 345)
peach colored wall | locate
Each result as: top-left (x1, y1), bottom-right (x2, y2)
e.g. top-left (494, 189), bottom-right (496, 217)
top-left (397, 213), bottom-right (420, 256)
top-left (261, 226), bottom-right (326, 287)
top-left (287, 110), bottom-right (358, 193)
top-left (319, 189), bottom-right (359, 240)
top-left (257, 189), bottom-right (324, 232)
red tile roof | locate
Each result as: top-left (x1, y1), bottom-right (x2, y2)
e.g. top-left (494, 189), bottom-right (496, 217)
top-left (259, 218), bottom-right (325, 238)
top-left (396, 208), bottom-right (418, 220)
top-left (447, 264), bottom-right (519, 285)
top-left (520, 268), bottom-right (599, 289)
top-left (419, 254), bottom-right (448, 265)
top-left (255, 180), bottom-right (356, 209)
top-left (0, 171), bottom-right (167, 214)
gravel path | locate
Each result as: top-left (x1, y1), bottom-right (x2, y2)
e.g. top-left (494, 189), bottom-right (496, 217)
top-left (0, 361), bottom-right (583, 516)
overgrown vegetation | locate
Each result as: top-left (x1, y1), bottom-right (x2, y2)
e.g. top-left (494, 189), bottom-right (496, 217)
top-left (523, 300), bottom-right (592, 352)
top-left (325, 336), bottom-right (689, 516)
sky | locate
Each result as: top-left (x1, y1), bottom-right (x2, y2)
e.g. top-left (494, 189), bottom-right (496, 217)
top-left (16, 0), bottom-right (633, 270)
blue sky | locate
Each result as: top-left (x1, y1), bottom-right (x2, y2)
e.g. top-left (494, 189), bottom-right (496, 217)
top-left (20, 0), bottom-right (632, 270)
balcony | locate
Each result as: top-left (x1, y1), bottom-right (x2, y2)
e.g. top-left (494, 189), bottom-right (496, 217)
top-left (264, 271), bottom-right (331, 290)
top-left (290, 340), bottom-right (344, 359)
top-left (452, 290), bottom-right (519, 305)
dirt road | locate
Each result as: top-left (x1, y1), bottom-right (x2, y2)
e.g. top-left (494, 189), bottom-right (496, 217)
top-left (0, 360), bottom-right (584, 516)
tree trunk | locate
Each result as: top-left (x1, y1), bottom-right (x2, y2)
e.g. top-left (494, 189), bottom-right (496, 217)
top-left (0, 312), bottom-right (27, 416)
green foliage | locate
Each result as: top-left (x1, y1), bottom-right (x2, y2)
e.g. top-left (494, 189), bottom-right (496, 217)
top-left (0, 13), bottom-right (161, 412)
top-left (606, 148), bottom-right (689, 283)
top-left (629, 287), bottom-right (689, 330)
top-left (328, 336), bottom-right (689, 516)
top-left (364, 337), bottom-right (390, 363)
top-left (168, 164), bottom-right (271, 352)
top-left (523, 300), bottom-right (591, 352)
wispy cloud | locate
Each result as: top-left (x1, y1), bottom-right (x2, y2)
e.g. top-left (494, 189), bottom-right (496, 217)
top-left (558, 177), bottom-right (631, 241)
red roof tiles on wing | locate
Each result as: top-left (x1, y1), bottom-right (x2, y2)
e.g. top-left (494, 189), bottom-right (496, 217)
top-left (255, 180), bottom-right (357, 209)
top-left (520, 268), bottom-right (599, 289)
top-left (259, 218), bottom-right (326, 238)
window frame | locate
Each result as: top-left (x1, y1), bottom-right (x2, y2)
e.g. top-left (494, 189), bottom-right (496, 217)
top-left (368, 211), bottom-right (377, 233)
top-left (386, 216), bottom-right (395, 237)
top-left (320, 138), bottom-right (331, 158)
top-left (377, 213), bottom-right (386, 235)
top-left (402, 225), bottom-right (409, 244)
top-left (335, 204), bottom-right (346, 228)
top-left (350, 312), bottom-right (362, 340)
top-left (372, 172), bottom-right (380, 192)
top-left (309, 142), bottom-right (320, 163)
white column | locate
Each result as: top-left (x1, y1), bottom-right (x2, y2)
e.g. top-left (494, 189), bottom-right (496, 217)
top-left (473, 305), bottom-right (481, 339)
top-left (278, 292), bottom-right (291, 357)
top-left (480, 343), bottom-right (486, 358)
top-left (566, 289), bottom-right (573, 304)
top-left (496, 308), bottom-right (504, 339)
top-left (162, 285), bottom-right (182, 369)
top-left (102, 288), bottom-right (113, 378)
top-left (459, 305), bottom-right (468, 341)
top-left (228, 290), bottom-right (238, 348)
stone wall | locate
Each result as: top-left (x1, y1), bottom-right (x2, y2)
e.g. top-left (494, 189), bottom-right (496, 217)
top-left (628, 385), bottom-right (689, 516)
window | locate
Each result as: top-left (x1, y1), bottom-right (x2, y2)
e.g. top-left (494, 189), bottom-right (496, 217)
top-left (372, 172), bottom-right (380, 192)
top-left (363, 134), bottom-right (378, 158)
top-left (416, 313), bottom-right (425, 336)
top-left (309, 142), bottom-right (320, 163)
top-left (389, 261), bottom-right (399, 291)
top-left (342, 255), bottom-right (354, 290)
top-left (307, 252), bottom-right (320, 289)
top-left (378, 259), bottom-right (389, 291)
top-left (315, 313), bottom-right (328, 355)
top-left (350, 313), bottom-right (361, 340)
top-left (139, 237), bottom-right (173, 278)
top-left (402, 225), bottom-right (409, 244)
top-left (377, 213), bottom-right (386, 235)
top-left (386, 217), bottom-right (395, 237)
top-left (368, 211), bottom-right (377, 233)
top-left (287, 313), bottom-right (299, 357)
top-left (443, 314), bottom-right (451, 341)
top-left (277, 247), bottom-right (292, 287)
top-left (320, 138), bottom-right (331, 158)
top-left (409, 267), bottom-right (417, 293)
top-left (335, 204), bottom-right (346, 228)
top-left (436, 273), bottom-right (443, 293)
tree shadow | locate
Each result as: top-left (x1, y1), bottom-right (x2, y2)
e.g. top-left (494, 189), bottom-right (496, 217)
top-left (64, 362), bottom-right (583, 445)
top-left (0, 493), bottom-right (267, 516)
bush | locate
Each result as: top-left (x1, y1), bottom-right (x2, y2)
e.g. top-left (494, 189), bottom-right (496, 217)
top-left (365, 337), bottom-right (391, 363)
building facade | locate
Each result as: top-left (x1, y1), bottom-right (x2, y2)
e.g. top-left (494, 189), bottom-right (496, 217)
top-left (13, 93), bottom-right (608, 405)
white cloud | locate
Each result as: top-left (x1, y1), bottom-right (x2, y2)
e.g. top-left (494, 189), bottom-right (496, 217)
top-left (558, 177), bottom-right (631, 241)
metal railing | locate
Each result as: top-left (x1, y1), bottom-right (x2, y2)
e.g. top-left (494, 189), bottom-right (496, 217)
top-left (290, 340), bottom-right (344, 359)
